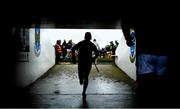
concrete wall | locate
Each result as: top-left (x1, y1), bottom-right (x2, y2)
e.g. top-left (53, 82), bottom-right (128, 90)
top-left (115, 30), bottom-right (136, 80)
top-left (15, 29), bottom-right (55, 88)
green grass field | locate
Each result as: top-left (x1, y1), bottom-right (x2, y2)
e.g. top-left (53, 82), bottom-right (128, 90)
top-left (97, 56), bottom-right (114, 62)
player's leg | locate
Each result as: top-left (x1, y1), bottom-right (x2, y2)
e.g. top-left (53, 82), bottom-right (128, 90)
top-left (78, 64), bottom-right (84, 85)
top-left (82, 65), bottom-right (92, 99)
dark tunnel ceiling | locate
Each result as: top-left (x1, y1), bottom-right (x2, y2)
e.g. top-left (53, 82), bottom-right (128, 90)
top-left (10, 1), bottom-right (169, 29)
top-left (11, 14), bottom-right (122, 29)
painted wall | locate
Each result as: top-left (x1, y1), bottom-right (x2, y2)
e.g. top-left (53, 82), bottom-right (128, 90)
top-left (15, 29), bottom-right (55, 88)
top-left (115, 30), bottom-right (136, 80)
top-left (15, 28), bottom-right (136, 88)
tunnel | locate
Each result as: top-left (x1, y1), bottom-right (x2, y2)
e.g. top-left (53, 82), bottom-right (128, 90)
top-left (2, 14), bottom-right (180, 108)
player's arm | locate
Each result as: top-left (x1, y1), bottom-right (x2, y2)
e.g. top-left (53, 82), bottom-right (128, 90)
top-left (71, 43), bottom-right (79, 64)
top-left (121, 18), bottom-right (134, 47)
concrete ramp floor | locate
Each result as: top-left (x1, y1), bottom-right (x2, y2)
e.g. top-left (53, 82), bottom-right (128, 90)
top-left (27, 64), bottom-right (136, 108)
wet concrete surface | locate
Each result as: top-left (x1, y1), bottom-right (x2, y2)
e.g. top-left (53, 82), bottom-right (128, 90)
top-left (27, 64), bottom-right (136, 108)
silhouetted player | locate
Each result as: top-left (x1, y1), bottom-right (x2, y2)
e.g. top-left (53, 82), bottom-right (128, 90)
top-left (121, 14), bottom-right (174, 107)
top-left (72, 32), bottom-right (99, 99)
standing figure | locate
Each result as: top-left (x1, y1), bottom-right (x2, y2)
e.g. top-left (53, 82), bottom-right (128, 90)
top-left (54, 40), bottom-right (62, 64)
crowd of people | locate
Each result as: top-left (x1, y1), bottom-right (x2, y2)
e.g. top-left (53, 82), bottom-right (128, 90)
top-left (54, 38), bottom-right (119, 64)
top-left (54, 39), bottom-right (76, 64)
top-left (102, 40), bottom-right (119, 59)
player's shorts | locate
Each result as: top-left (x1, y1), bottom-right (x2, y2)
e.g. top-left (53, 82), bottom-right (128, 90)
top-left (137, 54), bottom-right (168, 76)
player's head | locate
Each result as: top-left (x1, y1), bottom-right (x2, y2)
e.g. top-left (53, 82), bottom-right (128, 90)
top-left (84, 32), bottom-right (92, 41)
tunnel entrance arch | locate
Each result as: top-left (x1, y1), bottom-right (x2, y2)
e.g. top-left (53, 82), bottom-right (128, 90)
top-left (46, 29), bottom-right (122, 65)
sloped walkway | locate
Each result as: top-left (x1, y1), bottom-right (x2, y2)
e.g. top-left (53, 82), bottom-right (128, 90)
top-left (27, 64), bottom-right (136, 108)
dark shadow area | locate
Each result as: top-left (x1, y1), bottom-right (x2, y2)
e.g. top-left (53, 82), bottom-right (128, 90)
top-left (0, 27), bottom-right (33, 108)
top-left (80, 98), bottom-right (89, 108)
top-left (2, 3), bottom-right (180, 107)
